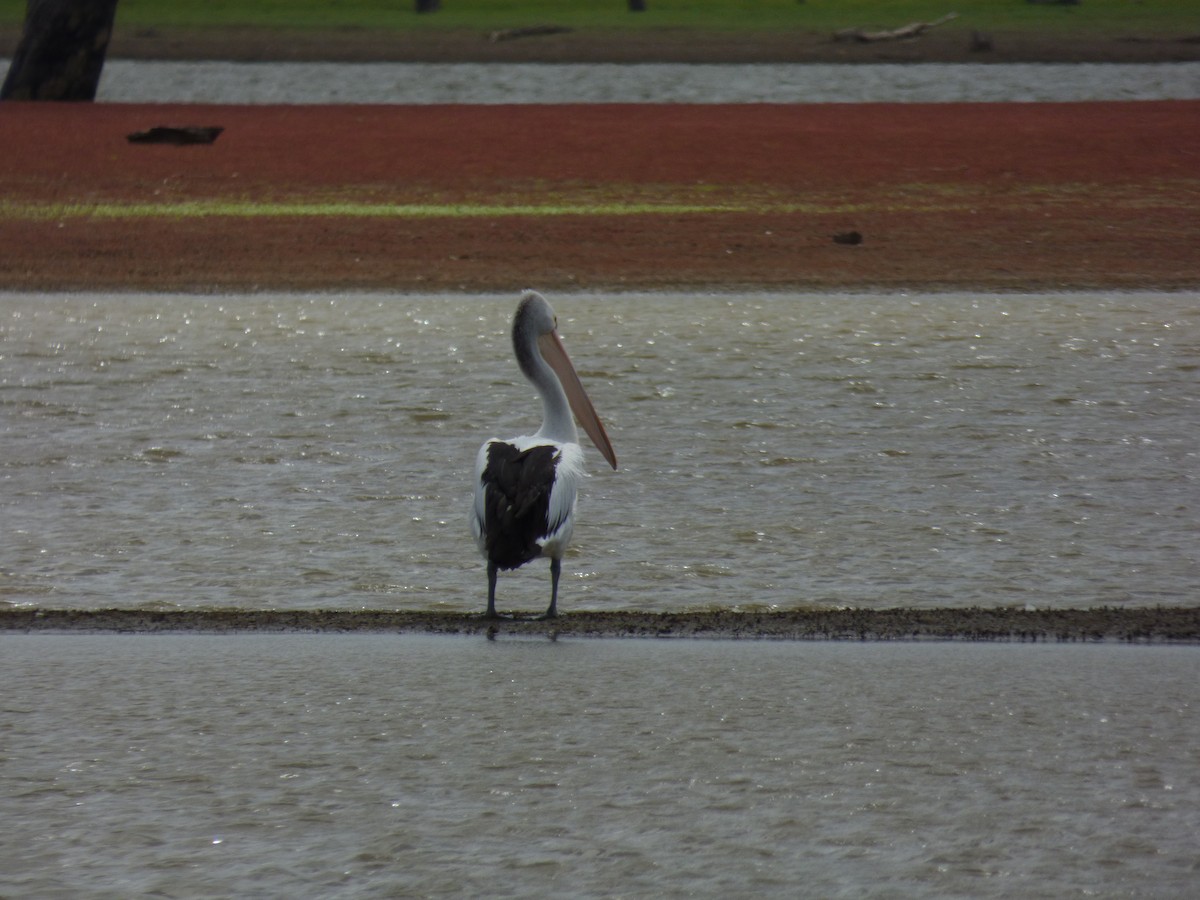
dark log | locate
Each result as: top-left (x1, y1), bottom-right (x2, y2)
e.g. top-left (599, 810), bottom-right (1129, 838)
top-left (127, 126), bottom-right (224, 145)
top-left (488, 25), bottom-right (573, 43)
top-left (1, 0), bottom-right (119, 101)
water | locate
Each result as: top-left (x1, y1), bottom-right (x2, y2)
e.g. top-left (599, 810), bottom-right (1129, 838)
top-left (2, 291), bottom-right (1197, 614)
top-left (87, 60), bottom-right (1200, 104)
top-left (1, 635), bottom-right (1197, 897)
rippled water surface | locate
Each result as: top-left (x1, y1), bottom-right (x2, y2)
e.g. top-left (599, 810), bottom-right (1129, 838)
top-left (2, 291), bottom-right (1197, 614)
top-left (2, 635), bottom-right (1197, 897)
top-left (83, 60), bottom-right (1200, 104)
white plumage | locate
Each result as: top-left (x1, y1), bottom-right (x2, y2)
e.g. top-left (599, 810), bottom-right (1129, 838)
top-left (470, 291), bottom-right (616, 619)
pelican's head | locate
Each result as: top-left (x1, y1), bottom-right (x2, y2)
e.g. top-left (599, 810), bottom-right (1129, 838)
top-left (514, 289), bottom-right (557, 337)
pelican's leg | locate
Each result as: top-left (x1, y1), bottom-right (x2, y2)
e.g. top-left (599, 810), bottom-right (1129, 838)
top-left (485, 562), bottom-right (500, 619)
top-left (542, 557), bottom-right (561, 619)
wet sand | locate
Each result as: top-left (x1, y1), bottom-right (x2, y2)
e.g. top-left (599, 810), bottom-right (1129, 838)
top-left (3, 607), bottom-right (1198, 643)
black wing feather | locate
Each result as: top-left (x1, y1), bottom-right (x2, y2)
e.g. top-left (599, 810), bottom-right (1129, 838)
top-left (480, 442), bottom-right (560, 570)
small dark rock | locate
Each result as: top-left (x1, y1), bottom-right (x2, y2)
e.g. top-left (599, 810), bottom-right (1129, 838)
top-left (833, 230), bottom-right (863, 245)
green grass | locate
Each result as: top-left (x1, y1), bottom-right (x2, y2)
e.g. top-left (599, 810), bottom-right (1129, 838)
top-left (2, 1), bottom-right (1197, 35)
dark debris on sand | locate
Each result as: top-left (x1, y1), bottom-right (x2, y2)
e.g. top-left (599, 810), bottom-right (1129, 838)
top-left (3, 607), bottom-right (1199, 643)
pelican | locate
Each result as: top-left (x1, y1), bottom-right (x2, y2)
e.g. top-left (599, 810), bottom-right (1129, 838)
top-left (471, 290), bottom-right (618, 619)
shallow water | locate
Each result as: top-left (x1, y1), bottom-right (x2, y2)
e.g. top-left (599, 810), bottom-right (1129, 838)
top-left (2, 291), bottom-right (1197, 614)
top-left (87, 60), bottom-right (1200, 104)
top-left (1, 635), bottom-right (1197, 898)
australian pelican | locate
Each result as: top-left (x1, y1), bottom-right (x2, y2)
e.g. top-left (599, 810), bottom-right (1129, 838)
top-left (470, 291), bottom-right (618, 619)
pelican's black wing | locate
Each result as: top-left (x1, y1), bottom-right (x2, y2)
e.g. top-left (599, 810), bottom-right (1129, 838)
top-left (479, 441), bottom-right (560, 571)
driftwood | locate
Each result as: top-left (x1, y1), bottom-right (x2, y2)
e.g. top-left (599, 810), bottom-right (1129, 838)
top-left (834, 12), bottom-right (958, 44)
top-left (488, 25), bottom-right (573, 43)
top-left (127, 126), bottom-right (224, 145)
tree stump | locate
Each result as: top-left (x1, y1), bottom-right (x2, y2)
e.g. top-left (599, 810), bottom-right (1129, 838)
top-left (1, 0), bottom-right (119, 101)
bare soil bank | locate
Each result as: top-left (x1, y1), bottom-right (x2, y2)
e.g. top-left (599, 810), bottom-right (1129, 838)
top-left (1, 100), bottom-right (1197, 293)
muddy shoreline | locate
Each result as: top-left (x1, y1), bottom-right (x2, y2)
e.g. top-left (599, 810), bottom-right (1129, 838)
top-left (97, 27), bottom-right (1200, 66)
top-left (4, 24), bottom-right (1199, 65)
top-left (3, 607), bottom-right (1198, 643)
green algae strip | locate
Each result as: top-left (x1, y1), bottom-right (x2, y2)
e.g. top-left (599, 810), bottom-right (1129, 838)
top-left (3, 607), bottom-right (1199, 643)
top-left (4, 180), bottom-right (1192, 222)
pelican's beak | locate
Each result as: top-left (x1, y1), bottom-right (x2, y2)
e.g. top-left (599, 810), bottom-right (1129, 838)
top-left (538, 330), bottom-right (618, 470)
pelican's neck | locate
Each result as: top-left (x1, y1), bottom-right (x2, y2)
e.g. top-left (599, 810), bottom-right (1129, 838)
top-left (516, 333), bottom-right (578, 446)
top-left (537, 375), bottom-right (578, 445)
